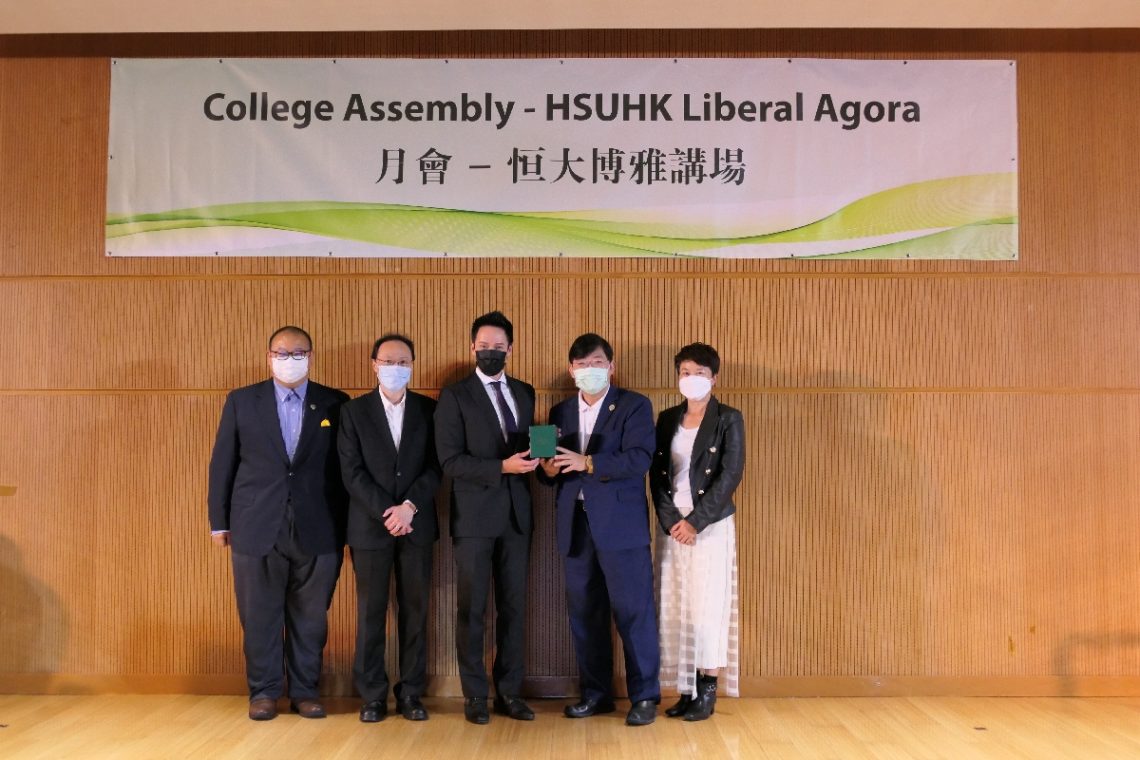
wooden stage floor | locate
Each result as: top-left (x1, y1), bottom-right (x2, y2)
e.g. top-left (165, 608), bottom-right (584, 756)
top-left (2, 695), bottom-right (1140, 759)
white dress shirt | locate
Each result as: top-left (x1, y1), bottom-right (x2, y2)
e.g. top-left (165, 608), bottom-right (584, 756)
top-left (578, 392), bottom-right (603, 452)
top-left (475, 367), bottom-right (519, 438)
top-left (379, 388), bottom-right (417, 512)
top-left (379, 387), bottom-right (405, 451)
top-left (577, 391), bottom-right (605, 500)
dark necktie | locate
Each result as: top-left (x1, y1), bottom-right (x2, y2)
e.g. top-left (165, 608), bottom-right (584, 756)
top-left (489, 380), bottom-right (518, 440)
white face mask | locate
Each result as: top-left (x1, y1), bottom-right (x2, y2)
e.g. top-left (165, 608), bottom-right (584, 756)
top-left (272, 356), bottom-right (309, 384)
top-left (377, 364), bottom-right (412, 393)
top-left (573, 366), bottom-right (610, 395)
top-left (678, 375), bottom-right (713, 400)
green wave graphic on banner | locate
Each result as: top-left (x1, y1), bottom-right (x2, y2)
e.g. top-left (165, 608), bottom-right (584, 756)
top-left (809, 221), bottom-right (1016, 260)
top-left (106, 173), bottom-right (1017, 258)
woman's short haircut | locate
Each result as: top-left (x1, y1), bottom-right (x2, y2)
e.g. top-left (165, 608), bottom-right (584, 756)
top-left (673, 342), bottom-right (720, 375)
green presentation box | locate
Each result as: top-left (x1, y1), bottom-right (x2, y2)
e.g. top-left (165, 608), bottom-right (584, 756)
top-left (529, 425), bottom-right (558, 458)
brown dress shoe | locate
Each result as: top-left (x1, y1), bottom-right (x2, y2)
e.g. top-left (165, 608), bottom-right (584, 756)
top-left (290, 699), bottom-right (327, 719)
top-left (248, 698), bottom-right (278, 721)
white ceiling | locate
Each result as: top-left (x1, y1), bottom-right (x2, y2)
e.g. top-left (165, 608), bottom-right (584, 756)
top-left (2, 0), bottom-right (1138, 34)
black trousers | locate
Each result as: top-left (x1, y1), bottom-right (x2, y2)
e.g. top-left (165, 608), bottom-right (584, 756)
top-left (231, 517), bottom-right (341, 701)
top-left (350, 542), bottom-right (434, 702)
top-left (452, 529), bottom-right (530, 698)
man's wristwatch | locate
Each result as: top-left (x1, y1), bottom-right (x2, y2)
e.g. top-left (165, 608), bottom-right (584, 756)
top-left (585, 455), bottom-right (594, 475)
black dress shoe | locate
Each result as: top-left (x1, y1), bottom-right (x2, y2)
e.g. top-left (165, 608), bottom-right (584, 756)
top-left (359, 700), bottom-right (387, 723)
top-left (397, 695), bottom-right (429, 721)
top-left (665, 693), bottom-right (694, 718)
top-left (464, 697), bottom-right (490, 725)
top-left (493, 695), bottom-right (535, 721)
top-left (564, 696), bottom-right (616, 718)
top-left (625, 699), bottom-right (657, 726)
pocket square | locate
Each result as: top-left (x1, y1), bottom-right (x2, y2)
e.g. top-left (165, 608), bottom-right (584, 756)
top-left (320, 419), bottom-right (331, 428)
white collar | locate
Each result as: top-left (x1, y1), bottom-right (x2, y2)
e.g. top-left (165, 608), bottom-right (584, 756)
top-left (578, 389), bottom-right (608, 413)
top-left (476, 367), bottom-right (507, 386)
top-left (378, 387), bottom-right (406, 410)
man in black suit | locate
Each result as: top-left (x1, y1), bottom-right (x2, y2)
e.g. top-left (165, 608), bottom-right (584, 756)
top-left (208, 325), bottom-right (349, 721)
top-left (434, 311), bottom-right (538, 725)
top-left (338, 334), bottom-right (441, 723)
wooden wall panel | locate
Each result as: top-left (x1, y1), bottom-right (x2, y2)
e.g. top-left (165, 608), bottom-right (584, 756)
top-left (3, 276), bottom-right (1140, 393)
top-left (2, 29), bottom-right (1139, 696)
top-left (3, 393), bottom-right (1140, 690)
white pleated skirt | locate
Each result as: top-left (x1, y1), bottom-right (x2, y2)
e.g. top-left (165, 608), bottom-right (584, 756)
top-left (656, 512), bottom-right (740, 698)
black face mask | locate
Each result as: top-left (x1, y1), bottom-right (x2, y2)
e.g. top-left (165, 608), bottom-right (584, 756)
top-left (475, 349), bottom-right (507, 376)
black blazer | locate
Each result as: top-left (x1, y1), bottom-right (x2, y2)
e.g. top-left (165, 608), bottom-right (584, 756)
top-left (434, 372), bottom-right (535, 538)
top-left (207, 379), bottom-right (350, 557)
top-left (650, 396), bottom-right (745, 534)
top-left (338, 388), bottom-right (441, 549)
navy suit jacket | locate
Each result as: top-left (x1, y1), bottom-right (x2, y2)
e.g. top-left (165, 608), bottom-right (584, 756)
top-left (207, 379), bottom-right (350, 557)
top-left (543, 386), bottom-right (655, 556)
top-left (435, 372), bottom-right (535, 538)
top-left (338, 388), bottom-right (441, 549)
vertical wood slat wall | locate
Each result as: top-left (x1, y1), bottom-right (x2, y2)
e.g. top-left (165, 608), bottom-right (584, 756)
top-left (1, 30), bottom-right (1138, 696)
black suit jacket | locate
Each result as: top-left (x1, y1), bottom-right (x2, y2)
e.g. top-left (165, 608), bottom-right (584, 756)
top-left (338, 388), bottom-right (441, 549)
top-left (207, 379), bottom-right (350, 557)
top-left (435, 372), bottom-right (535, 538)
top-left (650, 396), bottom-right (746, 534)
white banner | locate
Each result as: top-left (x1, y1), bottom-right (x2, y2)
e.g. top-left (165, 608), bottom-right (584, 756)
top-left (107, 58), bottom-right (1018, 259)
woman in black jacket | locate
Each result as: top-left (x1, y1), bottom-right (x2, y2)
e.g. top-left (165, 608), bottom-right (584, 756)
top-left (651, 343), bottom-right (745, 722)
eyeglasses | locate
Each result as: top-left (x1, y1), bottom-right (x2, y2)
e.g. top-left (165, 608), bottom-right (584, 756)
top-left (375, 359), bottom-right (412, 367)
top-left (270, 350), bottom-right (311, 360)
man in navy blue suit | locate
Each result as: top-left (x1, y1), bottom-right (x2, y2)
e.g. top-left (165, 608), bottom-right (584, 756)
top-left (208, 325), bottom-right (349, 721)
top-left (540, 333), bottom-right (661, 726)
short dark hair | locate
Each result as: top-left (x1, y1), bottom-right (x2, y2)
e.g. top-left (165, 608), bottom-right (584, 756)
top-left (371, 333), bottom-right (415, 361)
top-left (674, 342), bottom-right (720, 375)
top-left (268, 325), bottom-right (312, 351)
top-left (568, 333), bottom-right (613, 363)
top-left (470, 311), bottom-right (514, 345)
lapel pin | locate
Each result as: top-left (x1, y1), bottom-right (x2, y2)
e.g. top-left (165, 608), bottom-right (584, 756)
top-left (309, 404), bottom-right (317, 411)
top-left (608, 404), bottom-right (615, 412)
top-left (710, 446), bottom-right (717, 453)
